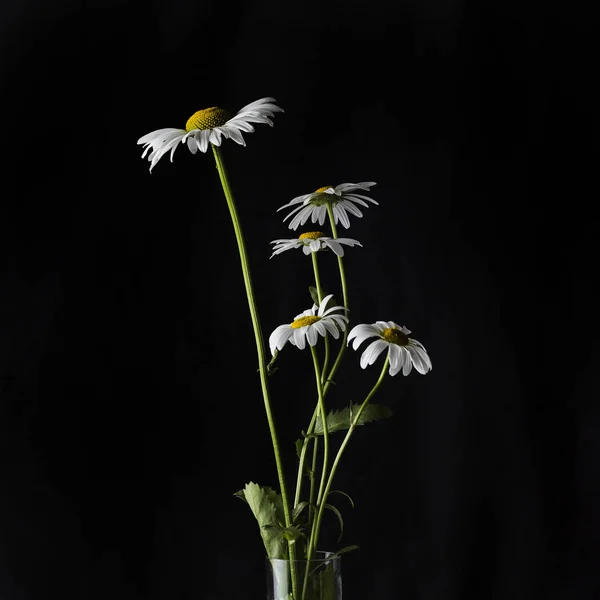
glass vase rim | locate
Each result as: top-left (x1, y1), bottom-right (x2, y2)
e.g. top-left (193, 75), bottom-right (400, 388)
top-left (266, 550), bottom-right (341, 565)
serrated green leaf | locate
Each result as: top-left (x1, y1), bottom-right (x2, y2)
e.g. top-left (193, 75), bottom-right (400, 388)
top-left (263, 524), bottom-right (305, 542)
top-left (324, 503), bottom-right (345, 543)
top-left (263, 486), bottom-right (286, 527)
top-left (313, 403), bottom-right (393, 435)
top-left (243, 482), bottom-right (287, 559)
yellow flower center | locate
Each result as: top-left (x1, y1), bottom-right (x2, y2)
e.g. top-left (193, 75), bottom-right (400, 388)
top-left (299, 232), bottom-right (326, 240)
top-left (185, 107), bottom-right (231, 132)
top-left (382, 327), bottom-right (409, 346)
top-left (291, 315), bottom-right (321, 329)
top-left (315, 186), bottom-right (333, 193)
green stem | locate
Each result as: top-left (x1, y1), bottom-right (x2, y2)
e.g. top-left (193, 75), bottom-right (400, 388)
top-left (308, 435), bottom-right (319, 535)
top-left (311, 252), bottom-right (324, 303)
top-left (311, 252), bottom-right (330, 383)
top-left (211, 145), bottom-right (297, 583)
top-left (312, 356), bottom-right (390, 551)
top-left (305, 346), bottom-right (329, 561)
top-left (321, 204), bottom-right (350, 387)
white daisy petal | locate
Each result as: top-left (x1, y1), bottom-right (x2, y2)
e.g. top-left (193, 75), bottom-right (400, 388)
top-left (281, 203), bottom-right (308, 222)
top-left (309, 239), bottom-right (321, 252)
top-left (406, 345), bottom-right (427, 374)
top-left (324, 239), bottom-right (344, 256)
top-left (223, 126), bottom-right (246, 146)
top-left (388, 343), bottom-right (401, 372)
top-left (365, 339), bottom-right (389, 366)
top-left (318, 295), bottom-right (335, 316)
top-left (277, 194), bottom-right (312, 211)
top-left (186, 136), bottom-right (197, 153)
top-left (360, 339), bottom-right (387, 369)
top-left (334, 205), bottom-right (352, 229)
top-left (339, 201), bottom-right (364, 218)
top-left (408, 342), bottom-right (432, 373)
top-left (313, 321), bottom-right (328, 337)
top-left (293, 328), bottom-right (307, 350)
top-left (209, 128), bottom-right (223, 145)
top-left (330, 315), bottom-right (349, 330)
top-left (322, 319), bottom-right (340, 338)
top-left (269, 325), bottom-right (294, 355)
top-left (389, 354), bottom-right (402, 376)
top-left (198, 130), bottom-right (211, 153)
top-left (306, 325), bottom-right (319, 346)
top-left (343, 193), bottom-right (379, 206)
top-left (317, 206), bottom-right (328, 226)
top-left (227, 120), bottom-right (255, 133)
top-left (347, 324), bottom-right (380, 349)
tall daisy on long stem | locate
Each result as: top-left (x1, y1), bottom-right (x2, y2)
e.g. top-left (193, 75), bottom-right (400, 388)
top-left (138, 98), bottom-right (298, 581)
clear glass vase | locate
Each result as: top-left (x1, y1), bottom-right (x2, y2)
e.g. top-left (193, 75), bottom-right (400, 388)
top-left (266, 551), bottom-right (342, 600)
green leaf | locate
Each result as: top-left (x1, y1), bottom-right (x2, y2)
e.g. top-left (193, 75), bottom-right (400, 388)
top-left (309, 285), bottom-right (320, 305)
top-left (266, 349), bottom-right (279, 376)
top-left (327, 544), bottom-right (359, 560)
top-left (292, 501), bottom-right (310, 524)
top-left (295, 438), bottom-right (304, 460)
top-left (329, 490), bottom-right (355, 508)
top-left (242, 482), bottom-right (287, 559)
top-left (324, 503), bottom-right (345, 543)
top-left (309, 286), bottom-right (338, 310)
top-left (313, 403), bottom-right (393, 435)
top-left (319, 562), bottom-right (336, 600)
top-left (233, 489), bottom-right (247, 503)
top-left (262, 524), bottom-right (305, 542)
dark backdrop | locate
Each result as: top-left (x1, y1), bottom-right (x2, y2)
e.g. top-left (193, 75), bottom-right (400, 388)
top-left (1, 1), bottom-right (597, 599)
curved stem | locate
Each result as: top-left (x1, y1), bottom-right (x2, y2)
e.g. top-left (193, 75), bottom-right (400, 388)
top-left (211, 145), bottom-right (296, 574)
top-left (312, 356), bottom-right (390, 551)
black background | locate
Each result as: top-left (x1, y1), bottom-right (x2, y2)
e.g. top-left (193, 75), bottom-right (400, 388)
top-left (1, 1), bottom-right (597, 599)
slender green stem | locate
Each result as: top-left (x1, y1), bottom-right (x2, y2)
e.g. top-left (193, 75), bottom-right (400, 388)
top-left (321, 204), bottom-right (350, 387)
top-left (308, 435), bottom-right (319, 533)
top-left (311, 252), bottom-right (330, 383)
top-left (312, 356), bottom-right (390, 551)
top-left (294, 410), bottom-right (317, 507)
top-left (305, 346), bottom-right (329, 559)
top-left (311, 252), bottom-right (324, 302)
top-left (211, 145), bottom-right (297, 588)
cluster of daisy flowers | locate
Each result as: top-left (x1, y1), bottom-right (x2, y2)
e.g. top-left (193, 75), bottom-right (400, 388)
top-left (137, 96), bottom-right (432, 378)
top-left (137, 95), bottom-right (434, 580)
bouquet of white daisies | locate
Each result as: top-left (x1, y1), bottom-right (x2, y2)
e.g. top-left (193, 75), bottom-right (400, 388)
top-left (138, 96), bottom-right (432, 599)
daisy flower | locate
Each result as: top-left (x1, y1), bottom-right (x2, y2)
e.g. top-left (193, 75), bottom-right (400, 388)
top-left (276, 182), bottom-right (378, 230)
top-left (137, 97), bottom-right (283, 172)
top-left (269, 231), bottom-right (362, 258)
top-left (347, 321), bottom-right (432, 376)
top-left (269, 294), bottom-right (349, 355)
